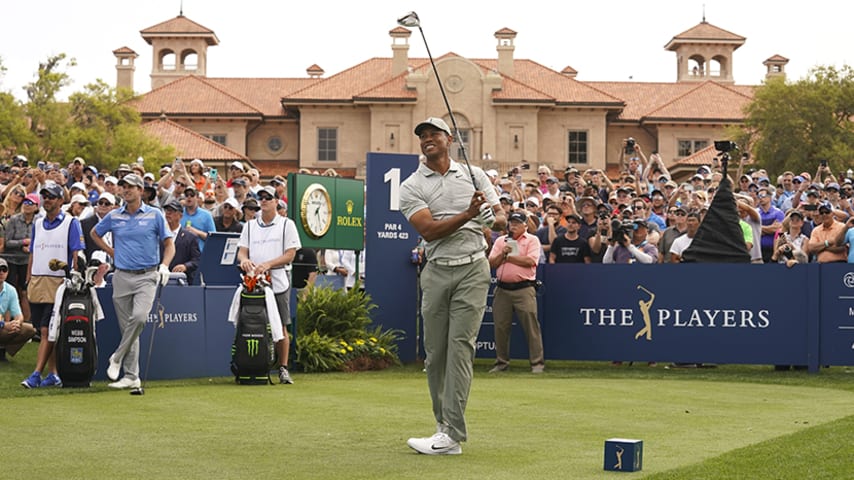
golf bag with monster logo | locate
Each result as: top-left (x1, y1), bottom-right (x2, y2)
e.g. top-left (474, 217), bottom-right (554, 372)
top-left (230, 273), bottom-right (277, 385)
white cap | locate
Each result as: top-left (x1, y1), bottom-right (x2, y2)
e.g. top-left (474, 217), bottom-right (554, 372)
top-left (485, 169), bottom-right (498, 178)
top-left (223, 197), bottom-right (240, 210)
top-left (525, 196), bottom-right (540, 207)
top-left (230, 161), bottom-right (245, 172)
top-left (70, 194), bottom-right (89, 205)
top-left (70, 182), bottom-right (86, 192)
top-left (98, 192), bottom-right (116, 205)
top-left (190, 159), bottom-right (204, 167)
top-left (104, 175), bottom-right (118, 185)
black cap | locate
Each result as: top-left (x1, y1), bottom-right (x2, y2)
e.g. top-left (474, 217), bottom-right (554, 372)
top-left (508, 211), bottom-right (527, 223)
top-left (242, 198), bottom-right (260, 211)
top-left (162, 199), bottom-right (183, 211)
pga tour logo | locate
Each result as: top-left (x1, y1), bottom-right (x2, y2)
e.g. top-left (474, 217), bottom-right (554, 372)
top-left (844, 272), bottom-right (854, 288)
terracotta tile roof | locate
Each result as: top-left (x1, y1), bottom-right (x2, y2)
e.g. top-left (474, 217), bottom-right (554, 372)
top-left (142, 117), bottom-right (248, 161)
top-left (665, 21), bottom-right (746, 49)
top-left (389, 26), bottom-right (411, 35)
top-left (480, 59), bottom-right (624, 106)
top-left (561, 66), bottom-right (577, 75)
top-left (140, 15), bottom-right (219, 45)
top-left (133, 75), bottom-right (262, 117)
top-left (674, 144), bottom-right (718, 166)
top-left (495, 27), bottom-right (517, 36)
top-left (206, 78), bottom-right (316, 116)
top-left (112, 46), bottom-right (137, 55)
top-left (284, 57), bottom-right (398, 102)
top-left (284, 54), bottom-right (624, 107)
top-left (643, 81), bottom-right (754, 123)
top-left (354, 74), bottom-right (418, 102)
top-left (490, 74), bottom-right (555, 103)
top-left (588, 82), bottom-right (696, 120)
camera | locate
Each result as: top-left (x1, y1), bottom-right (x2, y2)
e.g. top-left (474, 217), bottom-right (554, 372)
top-left (610, 219), bottom-right (635, 245)
top-left (714, 140), bottom-right (738, 153)
top-left (782, 244), bottom-right (794, 260)
top-left (820, 159), bottom-right (828, 168)
top-left (520, 162), bottom-right (530, 170)
top-left (624, 138), bottom-right (636, 155)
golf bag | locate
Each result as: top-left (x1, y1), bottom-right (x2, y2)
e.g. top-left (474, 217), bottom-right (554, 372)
top-left (230, 289), bottom-right (276, 385)
top-left (54, 285), bottom-right (98, 388)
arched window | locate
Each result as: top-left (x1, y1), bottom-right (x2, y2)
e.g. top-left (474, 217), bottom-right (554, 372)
top-left (711, 56), bottom-right (728, 78)
top-left (182, 50), bottom-right (198, 71)
top-left (159, 49), bottom-right (176, 71)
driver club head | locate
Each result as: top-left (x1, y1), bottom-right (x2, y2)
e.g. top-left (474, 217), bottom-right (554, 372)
top-left (129, 387), bottom-right (144, 396)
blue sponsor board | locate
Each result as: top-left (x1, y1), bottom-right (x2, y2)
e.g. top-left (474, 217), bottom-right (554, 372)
top-left (365, 152), bottom-right (421, 363)
top-left (819, 263), bottom-right (854, 365)
top-left (96, 286), bottom-right (228, 380)
top-left (540, 264), bottom-right (810, 366)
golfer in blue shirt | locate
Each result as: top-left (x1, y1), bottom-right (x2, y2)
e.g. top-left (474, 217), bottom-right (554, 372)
top-left (91, 173), bottom-right (174, 389)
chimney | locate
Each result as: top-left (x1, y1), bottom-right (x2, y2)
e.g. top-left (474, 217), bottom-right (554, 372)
top-left (495, 28), bottom-right (517, 77)
top-left (307, 64), bottom-right (325, 79)
top-left (390, 26), bottom-right (412, 76)
top-left (113, 46), bottom-right (138, 92)
top-left (561, 66), bottom-right (578, 79)
top-left (763, 54), bottom-right (789, 82)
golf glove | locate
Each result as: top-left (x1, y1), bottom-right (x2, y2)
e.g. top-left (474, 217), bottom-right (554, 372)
top-left (478, 203), bottom-right (496, 228)
top-left (158, 264), bottom-right (171, 286)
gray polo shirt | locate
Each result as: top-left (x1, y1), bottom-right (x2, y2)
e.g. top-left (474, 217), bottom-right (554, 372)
top-left (399, 159), bottom-right (498, 261)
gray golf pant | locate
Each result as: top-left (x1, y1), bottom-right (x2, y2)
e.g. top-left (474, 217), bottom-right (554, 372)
top-left (111, 270), bottom-right (158, 381)
top-left (420, 257), bottom-right (489, 443)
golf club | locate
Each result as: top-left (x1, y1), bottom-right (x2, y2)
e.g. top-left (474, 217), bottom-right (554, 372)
top-left (397, 11), bottom-right (480, 190)
top-left (130, 281), bottom-right (165, 396)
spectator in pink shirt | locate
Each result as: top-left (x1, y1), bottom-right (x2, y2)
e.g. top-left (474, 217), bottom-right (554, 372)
top-left (487, 211), bottom-right (544, 374)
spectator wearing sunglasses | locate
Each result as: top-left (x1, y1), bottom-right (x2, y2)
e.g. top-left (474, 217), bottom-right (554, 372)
top-left (214, 197), bottom-right (244, 233)
top-left (20, 183), bottom-right (85, 388)
top-left (658, 206), bottom-right (688, 263)
top-left (807, 202), bottom-right (847, 263)
top-left (81, 192), bottom-right (118, 265)
top-left (180, 186), bottom-right (216, 252)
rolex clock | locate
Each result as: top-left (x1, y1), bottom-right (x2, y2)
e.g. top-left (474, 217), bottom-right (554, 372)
top-left (300, 183), bottom-right (333, 238)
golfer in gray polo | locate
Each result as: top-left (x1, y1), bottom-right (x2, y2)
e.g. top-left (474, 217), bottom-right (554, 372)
top-left (399, 117), bottom-right (506, 455)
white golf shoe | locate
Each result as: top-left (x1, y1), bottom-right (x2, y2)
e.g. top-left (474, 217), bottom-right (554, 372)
top-left (407, 432), bottom-right (462, 455)
top-left (108, 377), bottom-right (141, 389)
top-left (107, 354), bottom-right (121, 381)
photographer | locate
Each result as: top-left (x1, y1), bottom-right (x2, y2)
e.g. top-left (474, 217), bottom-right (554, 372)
top-left (771, 210), bottom-right (809, 267)
top-left (603, 218), bottom-right (658, 264)
top-left (619, 138), bottom-right (648, 179)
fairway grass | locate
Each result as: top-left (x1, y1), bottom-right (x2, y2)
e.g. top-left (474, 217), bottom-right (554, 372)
top-left (3, 353), bottom-right (854, 479)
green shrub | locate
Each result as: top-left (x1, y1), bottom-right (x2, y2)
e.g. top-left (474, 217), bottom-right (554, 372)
top-left (295, 285), bottom-right (402, 373)
top-left (295, 330), bottom-right (345, 373)
top-left (296, 284), bottom-right (375, 339)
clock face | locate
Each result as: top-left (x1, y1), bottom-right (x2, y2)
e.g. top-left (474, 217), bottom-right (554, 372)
top-left (300, 183), bottom-right (332, 238)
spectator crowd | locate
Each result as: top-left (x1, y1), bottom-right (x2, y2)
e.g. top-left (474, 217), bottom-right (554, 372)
top-left (0, 154), bottom-right (354, 374)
